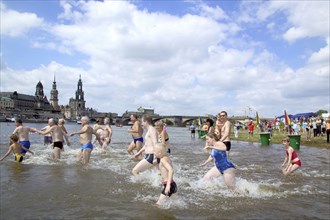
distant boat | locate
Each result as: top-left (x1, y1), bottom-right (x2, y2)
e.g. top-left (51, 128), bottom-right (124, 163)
top-left (6, 117), bottom-right (15, 122)
top-left (77, 120), bottom-right (82, 124)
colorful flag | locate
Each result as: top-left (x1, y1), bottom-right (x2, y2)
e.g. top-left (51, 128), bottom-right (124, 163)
top-left (197, 117), bottom-right (203, 128)
top-left (256, 112), bottom-right (260, 125)
top-left (284, 110), bottom-right (291, 125)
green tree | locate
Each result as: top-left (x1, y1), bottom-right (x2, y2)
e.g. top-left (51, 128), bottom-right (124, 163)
top-left (315, 109), bottom-right (328, 115)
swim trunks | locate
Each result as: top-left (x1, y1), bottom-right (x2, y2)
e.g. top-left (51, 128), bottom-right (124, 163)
top-left (211, 149), bottom-right (235, 174)
top-left (19, 141), bottom-right (30, 154)
top-left (223, 141), bottom-right (231, 151)
top-left (44, 136), bottom-right (53, 145)
top-left (81, 142), bottom-right (93, 151)
top-left (134, 137), bottom-right (144, 144)
top-left (161, 180), bottom-right (177, 197)
top-left (14, 153), bottom-right (24, 163)
top-left (145, 154), bottom-right (155, 164)
top-left (53, 141), bottom-right (64, 150)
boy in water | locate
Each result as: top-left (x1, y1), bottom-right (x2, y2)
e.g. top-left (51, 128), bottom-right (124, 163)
top-left (0, 134), bottom-right (34, 163)
top-left (154, 143), bottom-right (177, 205)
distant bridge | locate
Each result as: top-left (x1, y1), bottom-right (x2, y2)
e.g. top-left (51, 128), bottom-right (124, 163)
top-left (118, 115), bottom-right (213, 127)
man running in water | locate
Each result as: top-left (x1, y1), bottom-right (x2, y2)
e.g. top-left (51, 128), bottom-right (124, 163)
top-left (33, 118), bottom-right (70, 160)
top-left (132, 115), bottom-right (157, 177)
top-left (70, 116), bottom-right (102, 164)
top-left (12, 119), bottom-right (35, 155)
top-left (127, 114), bottom-right (144, 155)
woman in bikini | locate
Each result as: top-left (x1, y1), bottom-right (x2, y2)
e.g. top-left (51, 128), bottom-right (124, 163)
top-left (281, 137), bottom-right (302, 175)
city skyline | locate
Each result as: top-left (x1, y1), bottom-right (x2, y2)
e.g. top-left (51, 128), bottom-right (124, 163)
top-left (1, 1), bottom-right (329, 117)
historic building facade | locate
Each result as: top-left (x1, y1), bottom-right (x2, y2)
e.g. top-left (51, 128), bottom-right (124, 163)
top-left (0, 81), bottom-right (53, 111)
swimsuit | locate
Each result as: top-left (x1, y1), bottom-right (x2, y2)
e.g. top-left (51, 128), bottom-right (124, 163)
top-left (211, 149), bottom-right (235, 174)
top-left (223, 141), bottom-right (231, 151)
top-left (286, 149), bottom-right (302, 166)
top-left (145, 154), bottom-right (155, 164)
top-left (161, 180), bottom-right (177, 197)
top-left (133, 137), bottom-right (144, 144)
top-left (14, 153), bottom-right (24, 163)
top-left (158, 134), bottom-right (171, 154)
top-left (53, 141), bottom-right (63, 150)
top-left (19, 141), bottom-right (30, 154)
top-left (81, 142), bottom-right (93, 151)
top-left (44, 136), bottom-right (53, 144)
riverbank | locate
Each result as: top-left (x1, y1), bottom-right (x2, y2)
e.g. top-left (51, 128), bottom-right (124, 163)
top-left (231, 130), bottom-right (329, 148)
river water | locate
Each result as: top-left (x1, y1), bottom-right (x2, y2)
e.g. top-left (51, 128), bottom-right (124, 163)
top-left (0, 122), bottom-right (329, 219)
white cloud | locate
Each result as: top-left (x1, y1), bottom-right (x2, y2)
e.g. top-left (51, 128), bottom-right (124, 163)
top-left (0, 2), bottom-right (44, 37)
top-left (0, 1), bottom-right (329, 117)
top-left (308, 38), bottom-right (330, 65)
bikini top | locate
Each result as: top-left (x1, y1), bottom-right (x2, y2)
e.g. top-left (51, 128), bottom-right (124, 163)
top-left (286, 149), bottom-right (298, 160)
top-left (158, 133), bottom-right (169, 143)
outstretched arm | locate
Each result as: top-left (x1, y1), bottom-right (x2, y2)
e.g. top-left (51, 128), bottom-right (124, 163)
top-left (199, 155), bottom-right (213, 167)
top-left (0, 146), bottom-right (13, 161)
top-left (21, 145), bottom-right (34, 155)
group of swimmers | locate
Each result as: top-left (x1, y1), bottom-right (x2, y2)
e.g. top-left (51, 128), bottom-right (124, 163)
top-left (0, 111), bottom-right (302, 205)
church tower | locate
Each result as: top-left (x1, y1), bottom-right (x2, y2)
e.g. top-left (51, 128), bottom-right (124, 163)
top-left (50, 75), bottom-right (59, 110)
top-left (75, 75), bottom-right (85, 111)
top-left (35, 81), bottom-right (44, 100)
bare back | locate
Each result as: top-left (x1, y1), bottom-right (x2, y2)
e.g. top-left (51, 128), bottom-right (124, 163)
top-left (13, 126), bottom-right (31, 141)
top-left (11, 143), bottom-right (24, 154)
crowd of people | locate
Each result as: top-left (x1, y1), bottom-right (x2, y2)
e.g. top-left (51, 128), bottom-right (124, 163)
top-left (0, 111), bottom-right (310, 205)
top-left (232, 115), bottom-right (330, 143)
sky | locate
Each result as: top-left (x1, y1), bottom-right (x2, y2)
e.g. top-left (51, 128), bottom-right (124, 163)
top-left (1, 0), bottom-right (329, 118)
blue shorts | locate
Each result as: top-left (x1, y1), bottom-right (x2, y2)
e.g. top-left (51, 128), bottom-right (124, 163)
top-left (81, 142), bottom-right (93, 151)
top-left (19, 141), bottom-right (30, 154)
top-left (134, 137), bottom-right (144, 144)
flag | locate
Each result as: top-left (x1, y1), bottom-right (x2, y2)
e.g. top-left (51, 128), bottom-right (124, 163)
top-left (284, 110), bottom-right (291, 125)
top-left (256, 112), bottom-right (260, 125)
top-left (197, 117), bottom-right (203, 128)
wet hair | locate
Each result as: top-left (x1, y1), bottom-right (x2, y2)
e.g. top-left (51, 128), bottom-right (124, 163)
top-left (131, 114), bottom-right (138, 120)
top-left (206, 118), bottom-right (214, 126)
top-left (15, 119), bottom-right (23, 124)
top-left (58, 118), bottom-right (65, 125)
top-left (96, 119), bottom-right (100, 123)
top-left (142, 115), bottom-right (154, 126)
top-left (10, 134), bottom-right (19, 142)
top-left (206, 132), bottom-right (219, 141)
top-left (155, 121), bottom-right (164, 127)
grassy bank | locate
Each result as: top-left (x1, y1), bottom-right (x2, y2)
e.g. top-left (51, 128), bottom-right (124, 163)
top-left (231, 129), bottom-right (329, 148)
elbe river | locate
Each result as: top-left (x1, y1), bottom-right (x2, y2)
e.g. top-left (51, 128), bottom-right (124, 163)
top-left (0, 122), bottom-right (329, 219)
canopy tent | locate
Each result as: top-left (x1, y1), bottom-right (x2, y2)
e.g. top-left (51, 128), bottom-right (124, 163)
top-left (276, 112), bottom-right (317, 120)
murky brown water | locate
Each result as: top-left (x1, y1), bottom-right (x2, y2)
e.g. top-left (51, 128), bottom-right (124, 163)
top-left (1, 122), bottom-right (329, 219)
